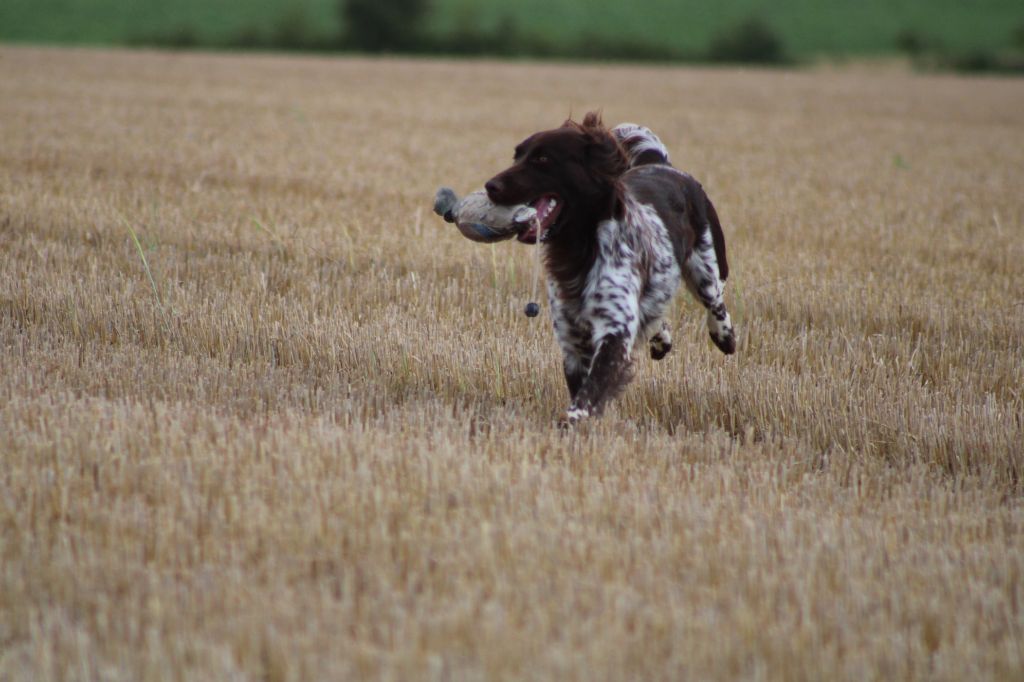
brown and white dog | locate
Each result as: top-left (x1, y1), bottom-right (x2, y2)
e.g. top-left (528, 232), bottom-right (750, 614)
top-left (485, 112), bottom-right (736, 425)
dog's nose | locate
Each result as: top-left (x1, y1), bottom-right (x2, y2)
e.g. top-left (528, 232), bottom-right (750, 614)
top-left (485, 179), bottom-right (503, 201)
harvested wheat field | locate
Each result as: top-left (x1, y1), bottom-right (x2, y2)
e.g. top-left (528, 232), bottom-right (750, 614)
top-left (1, 45), bottom-right (1023, 680)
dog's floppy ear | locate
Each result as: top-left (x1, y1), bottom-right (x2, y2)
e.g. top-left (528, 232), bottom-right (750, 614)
top-left (612, 184), bottom-right (627, 221)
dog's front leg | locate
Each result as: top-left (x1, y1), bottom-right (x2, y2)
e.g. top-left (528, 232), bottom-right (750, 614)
top-left (549, 289), bottom-right (594, 403)
top-left (561, 250), bottom-right (643, 425)
top-left (563, 354), bottom-right (588, 401)
top-left (562, 333), bottom-right (635, 425)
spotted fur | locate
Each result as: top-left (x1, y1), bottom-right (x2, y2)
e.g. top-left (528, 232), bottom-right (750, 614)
top-left (485, 113), bottom-right (735, 424)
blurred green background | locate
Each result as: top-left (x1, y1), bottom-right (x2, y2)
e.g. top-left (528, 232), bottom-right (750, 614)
top-left (1, 0), bottom-right (1022, 68)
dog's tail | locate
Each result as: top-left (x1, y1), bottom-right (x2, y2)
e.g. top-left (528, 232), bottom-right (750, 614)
top-left (612, 123), bottom-right (671, 167)
top-left (704, 194), bottom-right (729, 282)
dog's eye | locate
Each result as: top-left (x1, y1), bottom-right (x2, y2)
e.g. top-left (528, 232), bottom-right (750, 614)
top-left (532, 154), bottom-right (550, 165)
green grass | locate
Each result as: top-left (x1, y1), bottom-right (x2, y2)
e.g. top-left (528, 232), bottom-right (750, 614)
top-left (1, 0), bottom-right (1021, 56)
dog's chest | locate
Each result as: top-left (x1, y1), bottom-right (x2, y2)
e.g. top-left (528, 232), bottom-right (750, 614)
top-left (547, 198), bottom-right (681, 352)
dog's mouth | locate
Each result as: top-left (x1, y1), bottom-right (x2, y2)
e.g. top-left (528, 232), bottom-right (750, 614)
top-left (516, 195), bottom-right (562, 244)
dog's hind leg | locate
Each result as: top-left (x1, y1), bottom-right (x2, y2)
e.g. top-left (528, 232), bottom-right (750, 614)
top-left (683, 226), bottom-right (736, 355)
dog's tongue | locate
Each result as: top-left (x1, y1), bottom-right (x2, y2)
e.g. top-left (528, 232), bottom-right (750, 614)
top-left (516, 196), bottom-right (559, 243)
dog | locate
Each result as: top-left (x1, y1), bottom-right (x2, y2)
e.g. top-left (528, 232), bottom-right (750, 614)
top-left (484, 112), bottom-right (736, 425)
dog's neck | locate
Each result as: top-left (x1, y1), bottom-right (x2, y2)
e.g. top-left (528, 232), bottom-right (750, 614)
top-left (542, 183), bottom-right (621, 301)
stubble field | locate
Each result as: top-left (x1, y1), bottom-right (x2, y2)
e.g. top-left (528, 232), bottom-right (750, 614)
top-left (1, 46), bottom-right (1022, 680)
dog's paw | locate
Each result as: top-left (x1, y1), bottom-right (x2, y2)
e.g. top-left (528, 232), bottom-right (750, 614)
top-left (649, 339), bottom-right (672, 360)
top-left (707, 310), bottom-right (736, 355)
top-left (559, 406), bottom-right (590, 429)
top-left (649, 323), bottom-right (672, 360)
top-left (709, 329), bottom-right (736, 355)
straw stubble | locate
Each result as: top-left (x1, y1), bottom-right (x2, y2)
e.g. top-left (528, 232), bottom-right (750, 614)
top-left (1, 46), bottom-right (1022, 681)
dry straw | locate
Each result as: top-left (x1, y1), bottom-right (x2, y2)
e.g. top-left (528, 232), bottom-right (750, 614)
top-left (0, 45), bottom-right (1022, 681)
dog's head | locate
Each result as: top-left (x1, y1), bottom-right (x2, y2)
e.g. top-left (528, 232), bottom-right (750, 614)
top-left (484, 111), bottom-right (629, 244)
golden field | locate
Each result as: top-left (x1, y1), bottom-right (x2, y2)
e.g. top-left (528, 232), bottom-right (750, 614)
top-left (0, 46), bottom-right (1022, 680)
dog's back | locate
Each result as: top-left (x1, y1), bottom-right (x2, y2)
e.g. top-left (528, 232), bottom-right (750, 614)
top-left (619, 164), bottom-right (729, 283)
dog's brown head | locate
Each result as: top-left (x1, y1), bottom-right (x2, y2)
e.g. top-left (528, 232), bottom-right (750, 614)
top-left (484, 111), bottom-right (629, 244)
